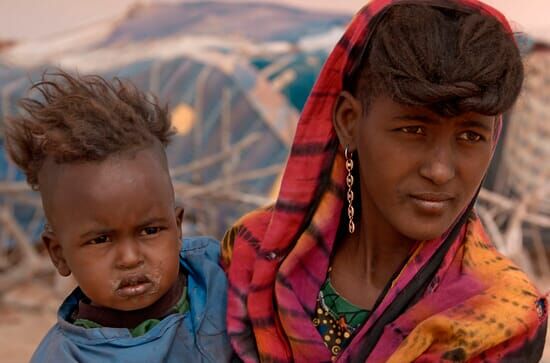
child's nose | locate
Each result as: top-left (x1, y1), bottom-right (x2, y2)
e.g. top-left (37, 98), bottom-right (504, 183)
top-left (114, 238), bottom-right (144, 270)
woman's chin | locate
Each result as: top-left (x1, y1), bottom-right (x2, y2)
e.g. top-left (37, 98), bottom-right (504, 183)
top-left (393, 208), bottom-right (461, 242)
top-left (399, 222), bottom-right (454, 242)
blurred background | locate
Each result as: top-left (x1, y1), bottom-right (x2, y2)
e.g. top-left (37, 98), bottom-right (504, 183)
top-left (0, 1), bottom-right (548, 362)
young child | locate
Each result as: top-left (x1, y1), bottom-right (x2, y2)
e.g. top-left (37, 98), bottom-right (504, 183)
top-left (4, 71), bottom-right (233, 362)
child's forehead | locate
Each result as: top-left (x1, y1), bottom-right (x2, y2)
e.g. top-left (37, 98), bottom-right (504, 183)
top-left (40, 145), bottom-right (166, 181)
top-left (39, 160), bottom-right (176, 239)
top-left (38, 147), bottom-right (172, 211)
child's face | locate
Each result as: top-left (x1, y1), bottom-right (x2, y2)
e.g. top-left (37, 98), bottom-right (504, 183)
top-left (335, 94), bottom-right (495, 242)
top-left (39, 146), bottom-right (183, 311)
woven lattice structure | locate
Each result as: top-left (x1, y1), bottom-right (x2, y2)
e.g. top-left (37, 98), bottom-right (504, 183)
top-left (502, 49), bottom-right (550, 214)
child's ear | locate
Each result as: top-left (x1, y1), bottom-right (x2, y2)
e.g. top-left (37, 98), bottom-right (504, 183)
top-left (42, 228), bottom-right (71, 277)
top-left (175, 207), bottom-right (184, 240)
top-left (333, 91), bottom-right (362, 152)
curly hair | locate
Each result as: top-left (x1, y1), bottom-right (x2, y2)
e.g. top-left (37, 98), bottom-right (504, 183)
top-left (4, 70), bottom-right (174, 189)
top-left (351, 3), bottom-right (523, 116)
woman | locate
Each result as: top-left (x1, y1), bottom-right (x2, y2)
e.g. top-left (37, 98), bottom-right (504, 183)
top-left (222, 0), bottom-right (547, 361)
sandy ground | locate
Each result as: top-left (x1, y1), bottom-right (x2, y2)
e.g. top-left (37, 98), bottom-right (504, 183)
top-left (1, 281), bottom-right (61, 363)
top-left (1, 280), bottom-right (550, 363)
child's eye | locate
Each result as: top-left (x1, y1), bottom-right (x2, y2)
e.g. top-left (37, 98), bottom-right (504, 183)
top-left (458, 131), bottom-right (484, 142)
top-left (88, 235), bottom-right (110, 245)
top-left (400, 126), bottom-right (425, 135)
top-left (140, 227), bottom-right (162, 236)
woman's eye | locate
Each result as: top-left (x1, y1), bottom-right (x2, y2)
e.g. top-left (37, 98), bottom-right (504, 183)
top-left (458, 131), bottom-right (483, 142)
top-left (141, 227), bottom-right (162, 236)
top-left (88, 235), bottom-right (110, 245)
top-left (400, 126), bottom-right (424, 135)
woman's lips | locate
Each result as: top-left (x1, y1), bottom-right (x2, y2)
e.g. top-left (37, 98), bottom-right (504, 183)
top-left (409, 192), bottom-right (454, 215)
top-left (115, 275), bottom-right (154, 298)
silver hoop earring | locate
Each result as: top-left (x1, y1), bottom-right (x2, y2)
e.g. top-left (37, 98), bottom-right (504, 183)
top-left (345, 145), bottom-right (355, 234)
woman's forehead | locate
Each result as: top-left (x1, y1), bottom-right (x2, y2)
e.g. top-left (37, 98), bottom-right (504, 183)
top-left (364, 96), bottom-right (495, 123)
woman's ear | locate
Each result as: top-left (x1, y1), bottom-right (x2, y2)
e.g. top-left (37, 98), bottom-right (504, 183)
top-left (42, 228), bottom-right (71, 277)
top-left (333, 91), bottom-right (363, 151)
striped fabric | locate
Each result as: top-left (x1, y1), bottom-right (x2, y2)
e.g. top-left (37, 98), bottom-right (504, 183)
top-left (222, 1), bottom-right (548, 362)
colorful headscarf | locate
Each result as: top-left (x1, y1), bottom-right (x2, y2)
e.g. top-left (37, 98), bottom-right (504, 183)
top-left (223, 1), bottom-right (548, 362)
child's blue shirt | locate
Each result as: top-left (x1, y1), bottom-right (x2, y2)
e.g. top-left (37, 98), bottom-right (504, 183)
top-left (30, 237), bottom-right (233, 363)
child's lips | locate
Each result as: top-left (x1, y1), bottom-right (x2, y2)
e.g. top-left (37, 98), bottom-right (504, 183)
top-left (115, 275), bottom-right (154, 298)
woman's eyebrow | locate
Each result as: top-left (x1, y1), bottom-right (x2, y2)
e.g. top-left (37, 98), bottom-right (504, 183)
top-left (393, 114), bottom-right (438, 123)
top-left (393, 115), bottom-right (493, 132)
top-left (459, 119), bottom-right (493, 132)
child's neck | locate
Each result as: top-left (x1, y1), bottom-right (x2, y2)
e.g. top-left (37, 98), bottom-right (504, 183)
top-left (73, 271), bottom-right (185, 329)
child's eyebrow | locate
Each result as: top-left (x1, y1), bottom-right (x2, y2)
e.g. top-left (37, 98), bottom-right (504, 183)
top-left (136, 217), bottom-right (169, 228)
top-left (77, 217), bottom-right (170, 239)
top-left (80, 228), bottom-right (114, 239)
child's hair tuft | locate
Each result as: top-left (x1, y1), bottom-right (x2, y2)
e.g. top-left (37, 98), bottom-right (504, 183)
top-left (4, 70), bottom-right (175, 189)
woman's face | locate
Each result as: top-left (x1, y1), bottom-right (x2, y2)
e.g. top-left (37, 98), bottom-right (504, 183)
top-left (335, 94), bottom-right (495, 241)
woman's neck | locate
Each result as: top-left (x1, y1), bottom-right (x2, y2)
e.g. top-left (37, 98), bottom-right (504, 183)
top-left (330, 197), bottom-right (416, 309)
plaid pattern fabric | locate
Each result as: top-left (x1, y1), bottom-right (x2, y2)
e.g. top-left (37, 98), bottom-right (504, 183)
top-left (222, 1), bottom-right (548, 362)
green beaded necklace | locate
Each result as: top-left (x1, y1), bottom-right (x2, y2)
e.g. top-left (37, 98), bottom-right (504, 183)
top-left (313, 268), bottom-right (370, 358)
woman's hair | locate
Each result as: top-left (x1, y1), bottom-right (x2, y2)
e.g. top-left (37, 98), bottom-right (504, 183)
top-left (4, 70), bottom-right (174, 189)
top-left (351, 3), bottom-right (523, 116)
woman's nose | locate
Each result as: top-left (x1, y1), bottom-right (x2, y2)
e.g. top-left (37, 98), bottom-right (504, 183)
top-left (419, 143), bottom-right (456, 185)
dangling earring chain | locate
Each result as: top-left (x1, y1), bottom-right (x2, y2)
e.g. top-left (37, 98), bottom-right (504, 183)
top-left (345, 145), bottom-right (355, 234)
